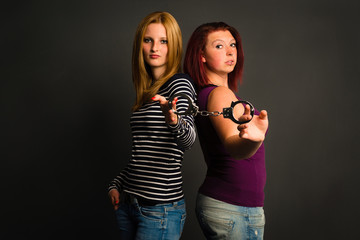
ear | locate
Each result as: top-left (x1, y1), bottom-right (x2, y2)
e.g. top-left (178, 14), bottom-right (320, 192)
top-left (201, 51), bottom-right (206, 63)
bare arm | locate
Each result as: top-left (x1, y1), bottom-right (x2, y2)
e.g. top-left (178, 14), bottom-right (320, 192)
top-left (208, 86), bottom-right (268, 159)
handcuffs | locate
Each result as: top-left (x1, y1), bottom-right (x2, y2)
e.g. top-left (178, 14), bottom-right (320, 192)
top-left (168, 93), bottom-right (255, 124)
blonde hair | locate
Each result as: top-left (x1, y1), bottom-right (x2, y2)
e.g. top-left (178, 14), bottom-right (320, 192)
top-left (132, 11), bottom-right (183, 111)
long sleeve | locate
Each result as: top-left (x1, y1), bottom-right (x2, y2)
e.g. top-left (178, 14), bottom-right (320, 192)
top-left (107, 73), bottom-right (197, 201)
top-left (167, 113), bottom-right (196, 151)
top-left (166, 78), bottom-right (196, 151)
top-left (108, 174), bottom-right (123, 192)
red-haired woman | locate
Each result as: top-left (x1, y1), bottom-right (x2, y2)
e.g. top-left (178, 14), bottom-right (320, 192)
top-left (184, 22), bottom-right (269, 240)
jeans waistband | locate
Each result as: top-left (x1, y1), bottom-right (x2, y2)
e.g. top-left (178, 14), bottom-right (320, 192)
top-left (122, 191), bottom-right (183, 207)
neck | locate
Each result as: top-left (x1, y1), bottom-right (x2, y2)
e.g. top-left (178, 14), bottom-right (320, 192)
top-left (205, 69), bottom-right (229, 88)
top-left (151, 66), bottom-right (166, 81)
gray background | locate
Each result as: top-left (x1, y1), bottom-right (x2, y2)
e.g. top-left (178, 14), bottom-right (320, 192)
top-left (2, 0), bottom-right (359, 239)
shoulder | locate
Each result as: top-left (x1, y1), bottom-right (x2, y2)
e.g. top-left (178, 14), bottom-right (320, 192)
top-left (197, 85), bottom-right (217, 101)
top-left (209, 86), bottom-right (236, 101)
top-left (208, 86), bottom-right (237, 110)
top-left (163, 73), bottom-right (196, 97)
top-left (167, 73), bottom-right (194, 86)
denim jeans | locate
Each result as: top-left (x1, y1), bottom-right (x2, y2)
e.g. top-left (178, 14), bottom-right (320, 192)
top-left (115, 192), bottom-right (186, 240)
top-left (196, 193), bottom-right (265, 240)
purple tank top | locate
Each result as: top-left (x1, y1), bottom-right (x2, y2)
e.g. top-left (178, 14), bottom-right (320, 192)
top-left (196, 86), bottom-right (266, 207)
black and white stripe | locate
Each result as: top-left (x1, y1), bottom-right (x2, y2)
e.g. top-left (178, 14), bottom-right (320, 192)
top-left (109, 74), bottom-right (196, 202)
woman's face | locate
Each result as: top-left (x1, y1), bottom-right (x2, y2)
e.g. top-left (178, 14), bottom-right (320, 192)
top-left (202, 30), bottom-right (237, 77)
top-left (142, 23), bottom-right (168, 77)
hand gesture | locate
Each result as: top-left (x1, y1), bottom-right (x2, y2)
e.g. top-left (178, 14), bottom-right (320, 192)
top-left (237, 105), bottom-right (268, 142)
top-left (152, 94), bottom-right (178, 125)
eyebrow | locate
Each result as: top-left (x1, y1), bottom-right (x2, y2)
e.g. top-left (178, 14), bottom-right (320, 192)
top-left (211, 38), bottom-right (236, 44)
top-left (143, 35), bottom-right (167, 38)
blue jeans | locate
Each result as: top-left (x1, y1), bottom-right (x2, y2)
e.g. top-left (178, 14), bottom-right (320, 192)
top-left (196, 193), bottom-right (265, 240)
top-left (115, 192), bottom-right (186, 240)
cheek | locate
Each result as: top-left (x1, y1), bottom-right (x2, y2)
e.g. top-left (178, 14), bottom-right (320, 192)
top-left (207, 57), bottom-right (221, 69)
top-left (143, 44), bottom-right (151, 54)
top-left (205, 51), bottom-right (222, 67)
top-left (142, 47), bottom-right (150, 64)
top-left (162, 45), bottom-right (168, 56)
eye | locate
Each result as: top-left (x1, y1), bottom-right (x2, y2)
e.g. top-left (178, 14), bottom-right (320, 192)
top-left (144, 38), bottom-right (152, 43)
top-left (160, 39), bottom-right (168, 44)
top-left (215, 44), bottom-right (223, 49)
top-left (230, 43), bottom-right (236, 47)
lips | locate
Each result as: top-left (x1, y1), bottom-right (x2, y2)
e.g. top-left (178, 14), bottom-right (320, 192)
top-left (150, 54), bottom-right (160, 59)
top-left (225, 60), bottom-right (235, 65)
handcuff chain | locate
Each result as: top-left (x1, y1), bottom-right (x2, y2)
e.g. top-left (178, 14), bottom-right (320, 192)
top-left (185, 103), bottom-right (223, 117)
top-left (168, 93), bottom-right (254, 124)
top-left (198, 110), bottom-right (223, 117)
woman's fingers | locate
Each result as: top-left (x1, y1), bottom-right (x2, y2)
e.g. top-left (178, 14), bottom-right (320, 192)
top-left (237, 104), bottom-right (252, 123)
top-left (152, 95), bottom-right (178, 125)
top-left (108, 189), bottom-right (120, 210)
top-left (259, 110), bottom-right (268, 120)
top-left (237, 123), bottom-right (249, 130)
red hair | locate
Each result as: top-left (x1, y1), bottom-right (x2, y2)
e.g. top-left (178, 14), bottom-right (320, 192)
top-left (184, 22), bottom-right (244, 91)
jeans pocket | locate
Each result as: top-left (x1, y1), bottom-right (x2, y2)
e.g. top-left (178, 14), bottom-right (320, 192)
top-left (139, 206), bottom-right (164, 222)
top-left (249, 210), bottom-right (265, 228)
top-left (197, 210), bottom-right (234, 238)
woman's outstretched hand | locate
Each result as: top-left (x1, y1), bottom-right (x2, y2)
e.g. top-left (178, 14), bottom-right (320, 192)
top-left (152, 94), bottom-right (178, 125)
top-left (237, 105), bottom-right (268, 142)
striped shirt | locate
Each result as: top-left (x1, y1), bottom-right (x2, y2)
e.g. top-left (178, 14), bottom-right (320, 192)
top-left (109, 74), bottom-right (197, 202)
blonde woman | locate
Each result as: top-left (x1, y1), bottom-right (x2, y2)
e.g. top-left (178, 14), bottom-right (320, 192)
top-left (108, 12), bottom-right (196, 239)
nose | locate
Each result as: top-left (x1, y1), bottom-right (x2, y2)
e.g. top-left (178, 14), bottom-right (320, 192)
top-left (151, 41), bottom-right (159, 52)
top-left (226, 46), bottom-right (236, 56)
